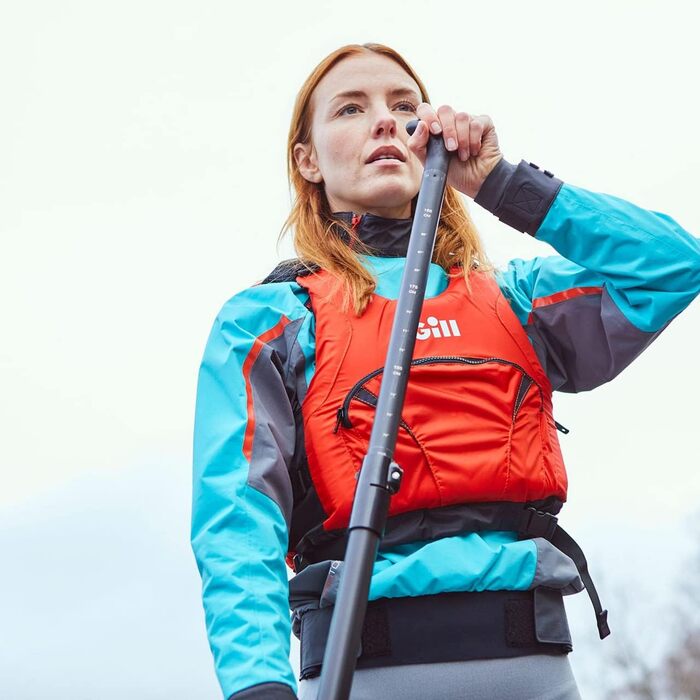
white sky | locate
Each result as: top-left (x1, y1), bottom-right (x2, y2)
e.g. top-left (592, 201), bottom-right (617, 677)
top-left (1, 1), bottom-right (699, 698)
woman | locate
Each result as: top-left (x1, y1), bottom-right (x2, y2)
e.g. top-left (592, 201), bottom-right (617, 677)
top-left (191, 43), bottom-right (700, 700)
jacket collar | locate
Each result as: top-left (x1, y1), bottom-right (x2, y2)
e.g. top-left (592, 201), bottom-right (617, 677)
top-left (332, 211), bottom-right (412, 258)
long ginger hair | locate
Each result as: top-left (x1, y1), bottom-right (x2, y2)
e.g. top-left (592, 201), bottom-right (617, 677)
top-left (280, 43), bottom-right (491, 315)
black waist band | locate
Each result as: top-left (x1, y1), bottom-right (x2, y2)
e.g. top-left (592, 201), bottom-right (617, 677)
top-left (295, 588), bottom-right (572, 681)
top-left (292, 500), bottom-right (610, 641)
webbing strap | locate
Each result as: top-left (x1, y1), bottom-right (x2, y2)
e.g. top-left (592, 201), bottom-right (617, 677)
top-left (551, 525), bottom-right (610, 639)
top-left (517, 506), bottom-right (610, 639)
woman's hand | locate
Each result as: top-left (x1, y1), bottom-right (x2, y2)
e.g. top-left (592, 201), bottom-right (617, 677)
top-left (407, 104), bottom-right (503, 199)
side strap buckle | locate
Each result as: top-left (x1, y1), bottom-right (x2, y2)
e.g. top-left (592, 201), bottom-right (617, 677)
top-left (519, 506), bottom-right (558, 540)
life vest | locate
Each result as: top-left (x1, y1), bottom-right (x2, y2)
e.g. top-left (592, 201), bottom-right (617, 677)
top-left (281, 260), bottom-right (609, 639)
top-left (297, 265), bottom-right (567, 532)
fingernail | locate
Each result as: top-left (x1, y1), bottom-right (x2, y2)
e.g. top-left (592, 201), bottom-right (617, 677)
top-left (447, 138), bottom-right (457, 151)
top-left (430, 121), bottom-right (441, 134)
top-left (459, 149), bottom-right (469, 161)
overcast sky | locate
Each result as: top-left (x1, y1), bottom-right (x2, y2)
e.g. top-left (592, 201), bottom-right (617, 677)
top-left (2, 2), bottom-right (699, 698)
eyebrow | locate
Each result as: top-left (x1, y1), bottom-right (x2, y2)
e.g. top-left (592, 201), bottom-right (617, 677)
top-left (329, 87), bottom-right (421, 105)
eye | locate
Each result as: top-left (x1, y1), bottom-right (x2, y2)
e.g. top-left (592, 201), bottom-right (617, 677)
top-left (395, 101), bottom-right (417, 112)
top-left (338, 103), bottom-right (361, 116)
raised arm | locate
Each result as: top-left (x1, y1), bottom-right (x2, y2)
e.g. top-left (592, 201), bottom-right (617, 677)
top-left (191, 283), bottom-right (311, 699)
top-left (477, 159), bottom-right (700, 392)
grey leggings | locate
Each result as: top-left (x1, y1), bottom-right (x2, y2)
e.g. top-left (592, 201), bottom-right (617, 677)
top-left (298, 654), bottom-right (582, 700)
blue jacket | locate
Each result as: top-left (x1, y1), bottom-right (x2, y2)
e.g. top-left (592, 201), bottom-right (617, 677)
top-left (191, 159), bottom-right (700, 699)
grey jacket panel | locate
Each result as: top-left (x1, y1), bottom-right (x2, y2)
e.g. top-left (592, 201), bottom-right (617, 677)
top-left (246, 317), bottom-right (309, 528)
top-left (525, 286), bottom-right (663, 392)
top-left (530, 538), bottom-right (584, 595)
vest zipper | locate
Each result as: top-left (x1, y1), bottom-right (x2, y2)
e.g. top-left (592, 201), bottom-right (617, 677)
top-left (334, 386), bottom-right (421, 444)
top-left (334, 355), bottom-right (545, 433)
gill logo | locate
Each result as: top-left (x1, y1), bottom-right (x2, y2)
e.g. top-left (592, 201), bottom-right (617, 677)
top-left (416, 316), bottom-right (461, 340)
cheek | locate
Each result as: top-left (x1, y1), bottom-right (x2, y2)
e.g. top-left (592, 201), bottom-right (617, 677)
top-left (315, 144), bottom-right (348, 185)
top-left (328, 136), bottom-right (357, 167)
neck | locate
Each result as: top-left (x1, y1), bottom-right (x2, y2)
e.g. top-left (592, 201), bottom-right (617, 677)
top-left (332, 210), bottom-right (413, 258)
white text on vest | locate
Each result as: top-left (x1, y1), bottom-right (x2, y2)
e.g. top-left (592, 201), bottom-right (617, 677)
top-left (416, 316), bottom-right (461, 340)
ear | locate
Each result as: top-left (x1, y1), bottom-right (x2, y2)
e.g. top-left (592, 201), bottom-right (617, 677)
top-left (293, 141), bottom-right (323, 184)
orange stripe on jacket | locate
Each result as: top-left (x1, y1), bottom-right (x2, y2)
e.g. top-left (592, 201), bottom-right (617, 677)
top-left (528, 286), bottom-right (603, 324)
top-left (242, 315), bottom-right (291, 461)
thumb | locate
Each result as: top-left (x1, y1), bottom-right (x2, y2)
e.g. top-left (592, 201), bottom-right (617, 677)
top-left (406, 119), bottom-right (429, 165)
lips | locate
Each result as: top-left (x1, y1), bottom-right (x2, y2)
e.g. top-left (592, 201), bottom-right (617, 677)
top-left (365, 145), bottom-right (406, 164)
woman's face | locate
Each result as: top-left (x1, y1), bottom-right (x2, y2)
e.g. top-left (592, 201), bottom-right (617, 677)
top-left (294, 53), bottom-right (424, 219)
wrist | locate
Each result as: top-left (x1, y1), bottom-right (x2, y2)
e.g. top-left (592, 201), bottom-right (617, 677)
top-left (474, 157), bottom-right (516, 208)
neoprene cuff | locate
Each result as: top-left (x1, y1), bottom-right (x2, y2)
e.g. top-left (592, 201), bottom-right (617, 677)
top-left (228, 682), bottom-right (297, 699)
top-left (474, 158), bottom-right (564, 236)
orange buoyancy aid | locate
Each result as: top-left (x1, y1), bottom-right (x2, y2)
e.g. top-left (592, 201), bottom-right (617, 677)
top-left (297, 265), bottom-right (568, 535)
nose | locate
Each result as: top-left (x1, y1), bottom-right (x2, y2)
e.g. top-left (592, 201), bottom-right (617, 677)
top-left (372, 108), bottom-right (397, 138)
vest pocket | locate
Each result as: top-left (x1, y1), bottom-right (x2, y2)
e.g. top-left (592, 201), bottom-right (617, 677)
top-left (334, 356), bottom-right (552, 509)
top-left (335, 356), bottom-right (542, 429)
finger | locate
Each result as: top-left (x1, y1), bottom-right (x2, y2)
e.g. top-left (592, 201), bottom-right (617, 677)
top-left (407, 119), bottom-right (429, 160)
top-left (437, 104), bottom-right (458, 152)
top-left (416, 102), bottom-right (441, 135)
top-left (455, 111), bottom-right (471, 161)
top-left (469, 117), bottom-right (485, 158)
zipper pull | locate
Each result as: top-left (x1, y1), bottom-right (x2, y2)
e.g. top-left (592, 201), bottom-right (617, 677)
top-left (333, 408), bottom-right (343, 434)
top-left (554, 420), bottom-right (570, 435)
top-left (334, 405), bottom-right (354, 433)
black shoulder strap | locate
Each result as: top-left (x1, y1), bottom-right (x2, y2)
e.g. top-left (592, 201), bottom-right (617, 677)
top-left (260, 259), bottom-right (319, 285)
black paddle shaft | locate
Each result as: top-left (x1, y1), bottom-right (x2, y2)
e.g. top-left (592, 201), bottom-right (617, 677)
top-left (316, 121), bottom-right (451, 700)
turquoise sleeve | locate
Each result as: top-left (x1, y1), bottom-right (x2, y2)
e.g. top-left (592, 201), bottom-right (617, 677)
top-left (497, 183), bottom-right (700, 391)
top-left (191, 283), bottom-right (310, 699)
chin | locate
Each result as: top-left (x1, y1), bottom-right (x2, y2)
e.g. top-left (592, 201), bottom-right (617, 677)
top-left (361, 182), bottom-right (418, 214)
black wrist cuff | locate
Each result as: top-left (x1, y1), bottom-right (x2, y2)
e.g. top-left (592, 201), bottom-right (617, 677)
top-left (229, 682), bottom-right (296, 699)
top-left (474, 158), bottom-right (564, 236)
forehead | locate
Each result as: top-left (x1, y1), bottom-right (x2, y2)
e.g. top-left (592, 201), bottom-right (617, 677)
top-left (312, 53), bottom-right (421, 109)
